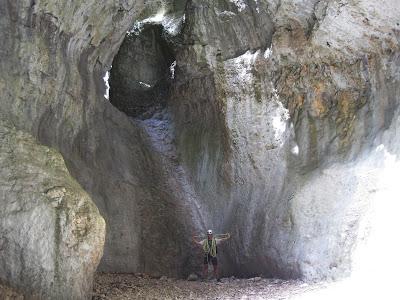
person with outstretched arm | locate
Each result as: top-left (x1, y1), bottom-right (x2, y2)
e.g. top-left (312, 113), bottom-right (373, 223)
top-left (192, 229), bottom-right (231, 281)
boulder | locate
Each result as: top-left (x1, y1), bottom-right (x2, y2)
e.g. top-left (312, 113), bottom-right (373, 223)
top-left (0, 122), bottom-right (105, 299)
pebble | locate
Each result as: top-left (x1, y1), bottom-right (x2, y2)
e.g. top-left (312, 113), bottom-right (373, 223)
top-left (248, 277), bottom-right (262, 282)
top-left (187, 273), bottom-right (199, 281)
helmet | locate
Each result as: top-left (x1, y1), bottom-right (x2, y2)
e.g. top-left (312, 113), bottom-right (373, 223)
top-left (207, 229), bottom-right (213, 235)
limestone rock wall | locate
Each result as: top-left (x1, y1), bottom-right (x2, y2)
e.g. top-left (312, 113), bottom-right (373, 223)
top-left (0, 1), bottom-right (200, 296)
top-left (0, 0), bottom-right (399, 297)
top-left (169, 0), bottom-right (400, 278)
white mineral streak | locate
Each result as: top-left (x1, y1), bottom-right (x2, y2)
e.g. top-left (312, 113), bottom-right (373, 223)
top-left (255, 0), bottom-right (260, 13)
top-left (129, 9), bottom-right (185, 36)
top-left (272, 102), bottom-right (289, 144)
top-left (264, 47), bottom-right (272, 59)
top-left (272, 87), bottom-right (279, 99)
top-left (229, 0), bottom-right (247, 12)
top-left (139, 81), bottom-right (151, 88)
top-left (161, 15), bottom-right (185, 35)
top-left (103, 71), bottom-right (110, 100)
top-left (130, 10), bottom-right (165, 35)
top-left (291, 145), bottom-right (299, 155)
top-left (215, 10), bottom-right (237, 18)
top-left (170, 61), bottom-right (176, 79)
top-left (273, 106), bottom-right (289, 145)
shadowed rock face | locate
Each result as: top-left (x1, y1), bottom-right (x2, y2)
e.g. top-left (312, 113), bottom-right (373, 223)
top-left (110, 25), bottom-right (175, 117)
top-left (0, 0), bottom-right (399, 298)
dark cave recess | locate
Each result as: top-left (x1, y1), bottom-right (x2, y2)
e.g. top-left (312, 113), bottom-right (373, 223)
top-left (109, 25), bottom-right (176, 118)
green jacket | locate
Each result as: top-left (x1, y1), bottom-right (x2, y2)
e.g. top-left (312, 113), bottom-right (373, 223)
top-left (202, 238), bottom-right (217, 257)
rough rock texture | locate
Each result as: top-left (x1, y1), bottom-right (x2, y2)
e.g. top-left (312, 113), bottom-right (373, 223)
top-left (0, 0), bottom-right (200, 293)
top-left (165, 0), bottom-right (400, 279)
top-left (162, 0), bottom-right (400, 279)
top-left (0, 0), bottom-right (399, 297)
top-left (0, 121), bottom-right (105, 299)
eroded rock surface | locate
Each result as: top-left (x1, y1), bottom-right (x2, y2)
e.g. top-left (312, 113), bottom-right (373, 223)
top-left (0, 0), bottom-right (201, 288)
top-left (167, 0), bottom-right (400, 279)
top-left (0, 121), bottom-right (105, 299)
top-left (0, 0), bottom-right (399, 297)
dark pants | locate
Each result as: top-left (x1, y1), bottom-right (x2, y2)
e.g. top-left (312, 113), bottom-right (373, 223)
top-left (203, 254), bottom-right (218, 266)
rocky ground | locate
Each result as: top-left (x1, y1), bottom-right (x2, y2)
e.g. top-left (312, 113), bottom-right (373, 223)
top-left (93, 273), bottom-right (327, 300)
top-left (0, 282), bottom-right (23, 300)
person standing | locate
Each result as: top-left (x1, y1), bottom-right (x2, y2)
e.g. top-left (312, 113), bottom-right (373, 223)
top-left (192, 229), bottom-right (231, 281)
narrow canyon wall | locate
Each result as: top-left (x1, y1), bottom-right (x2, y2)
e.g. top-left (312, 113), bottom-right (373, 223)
top-left (168, 0), bottom-right (400, 279)
top-left (0, 1), bottom-right (200, 297)
top-left (0, 0), bottom-right (399, 298)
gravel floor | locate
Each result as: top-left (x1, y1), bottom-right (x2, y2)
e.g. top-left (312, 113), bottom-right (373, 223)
top-left (92, 273), bottom-right (327, 300)
top-left (0, 282), bottom-right (23, 300)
